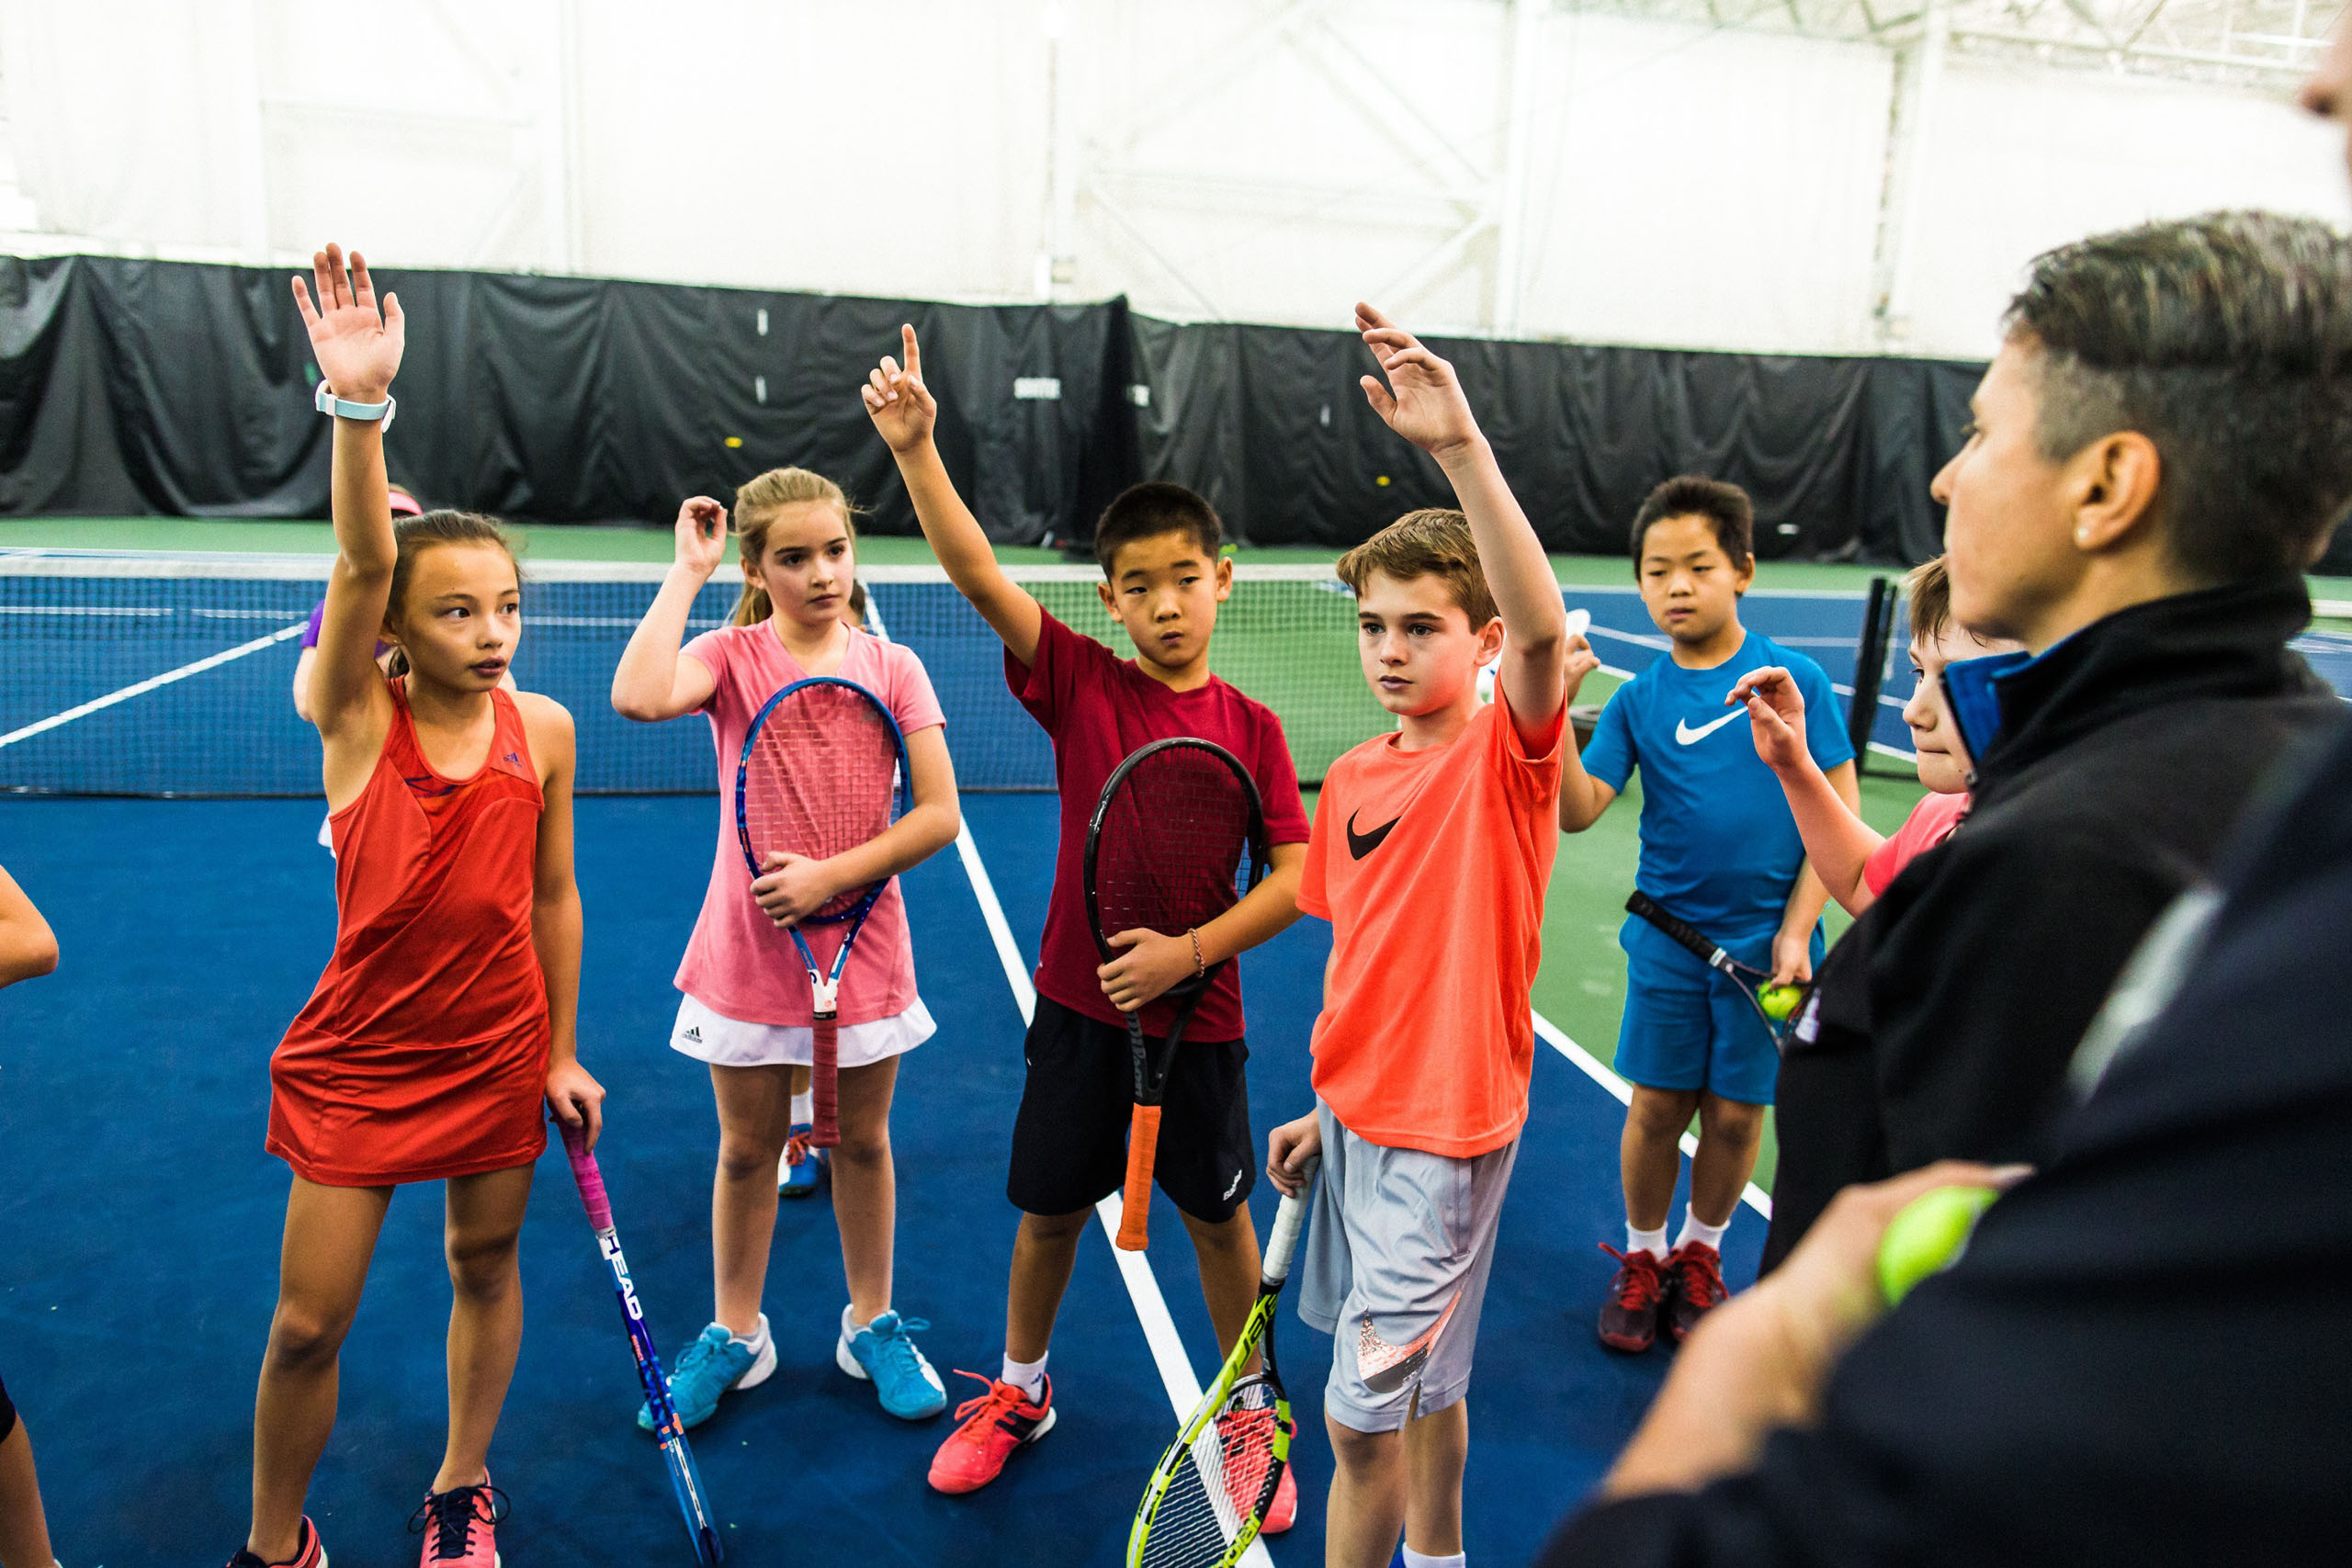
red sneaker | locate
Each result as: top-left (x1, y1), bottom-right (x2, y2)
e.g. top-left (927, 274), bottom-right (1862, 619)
top-left (1597, 1244), bottom-right (1667, 1352)
top-left (1663, 1241), bottom-right (1729, 1345)
top-left (226, 1517), bottom-right (325, 1568)
top-left (410, 1476), bottom-right (507, 1566)
top-left (928, 1371), bottom-right (1056, 1494)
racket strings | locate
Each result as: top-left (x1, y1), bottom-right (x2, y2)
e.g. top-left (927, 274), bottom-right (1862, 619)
top-left (1138, 1381), bottom-right (1286, 1568)
top-left (741, 684), bottom-right (904, 919)
top-left (1096, 748), bottom-right (1261, 942)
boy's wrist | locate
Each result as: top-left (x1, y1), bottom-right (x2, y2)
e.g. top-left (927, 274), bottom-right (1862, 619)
top-left (1430, 432), bottom-right (1495, 475)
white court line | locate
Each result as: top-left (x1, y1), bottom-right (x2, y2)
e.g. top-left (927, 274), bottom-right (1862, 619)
top-left (1531, 1010), bottom-right (1772, 1221)
top-left (0, 621), bottom-right (308, 750)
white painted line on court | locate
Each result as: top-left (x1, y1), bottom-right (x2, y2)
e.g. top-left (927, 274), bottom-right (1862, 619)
top-left (1532, 1009), bottom-right (1771, 1221)
top-left (0, 621), bottom-right (308, 750)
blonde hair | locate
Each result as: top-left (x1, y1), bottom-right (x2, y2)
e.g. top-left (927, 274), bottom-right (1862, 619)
top-left (730, 467), bottom-right (859, 627)
top-left (1334, 508), bottom-right (1499, 628)
top-left (385, 510), bottom-right (519, 678)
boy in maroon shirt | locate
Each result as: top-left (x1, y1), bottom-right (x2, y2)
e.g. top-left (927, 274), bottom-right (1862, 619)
top-left (865, 327), bottom-right (1313, 1503)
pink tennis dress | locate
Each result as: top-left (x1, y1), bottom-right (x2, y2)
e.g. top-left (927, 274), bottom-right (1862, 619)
top-left (670, 623), bottom-right (946, 1067)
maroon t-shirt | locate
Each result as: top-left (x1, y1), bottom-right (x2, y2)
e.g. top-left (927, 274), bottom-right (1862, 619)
top-left (1008, 609), bottom-right (1312, 1041)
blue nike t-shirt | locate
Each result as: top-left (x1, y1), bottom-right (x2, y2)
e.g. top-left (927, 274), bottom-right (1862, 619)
top-left (1580, 631), bottom-right (1855, 976)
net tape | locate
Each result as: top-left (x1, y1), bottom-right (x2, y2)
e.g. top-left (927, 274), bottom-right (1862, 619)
top-left (0, 556), bottom-right (1387, 797)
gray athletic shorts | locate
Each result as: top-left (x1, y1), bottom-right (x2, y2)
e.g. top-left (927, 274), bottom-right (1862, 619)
top-left (1296, 1099), bottom-right (1520, 1433)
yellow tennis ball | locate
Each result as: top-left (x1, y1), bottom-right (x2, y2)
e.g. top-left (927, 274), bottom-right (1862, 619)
top-left (1375, 475), bottom-right (1390, 486)
top-left (1759, 984), bottom-right (1802, 1021)
top-left (724, 436), bottom-right (744, 448)
top-left (1876, 1184), bottom-right (1997, 1306)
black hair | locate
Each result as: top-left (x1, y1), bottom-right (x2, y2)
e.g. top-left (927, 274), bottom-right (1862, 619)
top-left (2007, 210), bottom-right (2352, 582)
top-left (1092, 481), bottom-right (1222, 577)
top-left (1630, 476), bottom-right (1754, 574)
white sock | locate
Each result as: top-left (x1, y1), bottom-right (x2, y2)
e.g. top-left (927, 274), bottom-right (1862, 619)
top-left (1626, 1223), bottom-right (1668, 1259)
top-left (729, 1314), bottom-right (770, 1354)
top-left (791, 1089), bottom-right (814, 1125)
top-left (1001, 1351), bottom-right (1047, 1399)
top-left (1675, 1212), bottom-right (1731, 1253)
top-left (1403, 1549), bottom-right (1466, 1568)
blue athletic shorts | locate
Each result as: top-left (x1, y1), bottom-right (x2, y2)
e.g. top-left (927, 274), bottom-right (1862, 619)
top-left (1614, 963), bottom-right (1781, 1105)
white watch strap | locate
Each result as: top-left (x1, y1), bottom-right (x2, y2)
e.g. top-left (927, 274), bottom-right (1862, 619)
top-left (313, 383), bottom-right (397, 430)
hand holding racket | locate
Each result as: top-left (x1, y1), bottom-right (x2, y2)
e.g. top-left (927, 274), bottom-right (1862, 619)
top-left (555, 1117), bottom-right (725, 1565)
top-left (1626, 890), bottom-right (1805, 1047)
top-left (1086, 738), bottom-right (1270, 1252)
top-left (1128, 1156), bottom-right (1319, 1568)
top-left (736, 675), bottom-right (910, 1146)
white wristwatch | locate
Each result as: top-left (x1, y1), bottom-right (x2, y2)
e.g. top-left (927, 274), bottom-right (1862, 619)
top-left (314, 382), bottom-right (397, 430)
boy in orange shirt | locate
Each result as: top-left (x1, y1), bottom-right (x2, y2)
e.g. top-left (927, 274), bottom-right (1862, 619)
top-left (1267, 305), bottom-right (1595, 1568)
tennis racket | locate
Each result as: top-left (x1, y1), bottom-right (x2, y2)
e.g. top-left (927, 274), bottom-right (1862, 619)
top-left (735, 674), bottom-right (910, 1147)
top-left (1085, 737), bottom-right (1270, 1252)
top-left (556, 1117), bottom-right (725, 1565)
top-left (1128, 1155), bottom-right (1320, 1568)
top-left (1625, 889), bottom-right (1804, 1048)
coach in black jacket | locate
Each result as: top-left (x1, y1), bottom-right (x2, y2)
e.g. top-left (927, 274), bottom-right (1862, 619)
top-left (1760, 210), bottom-right (2351, 1270)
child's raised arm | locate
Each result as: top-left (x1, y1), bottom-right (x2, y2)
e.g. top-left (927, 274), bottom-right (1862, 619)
top-left (611, 498), bottom-right (727, 722)
top-left (1355, 302), bottom-right (1584, 744)
top-left (290, 244), bottom-right (404, 741)
top-left (863, 325), bottom-right (1044, 667)
top-left (1730, 667), bottom-right (1881, 917)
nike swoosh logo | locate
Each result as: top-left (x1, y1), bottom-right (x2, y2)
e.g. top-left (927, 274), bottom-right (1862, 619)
top-left (1674, 712), bottom-right (1744, 746)
top-left (1346, 808), bottom-right (1401, 860)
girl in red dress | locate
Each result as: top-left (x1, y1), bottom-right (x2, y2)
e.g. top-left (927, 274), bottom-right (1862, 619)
top-left (227, 244), bottom-right (605, 1568)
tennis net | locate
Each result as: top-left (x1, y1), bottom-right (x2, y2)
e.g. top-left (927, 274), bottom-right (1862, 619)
top-left (0, 554), bottom-right (1391, 797)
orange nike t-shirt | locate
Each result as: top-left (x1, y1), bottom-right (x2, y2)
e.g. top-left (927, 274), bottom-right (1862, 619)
top-left (1299, 693), bottom-right (1565, 1157)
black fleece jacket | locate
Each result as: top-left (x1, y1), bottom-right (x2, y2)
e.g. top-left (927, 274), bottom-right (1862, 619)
top-left (1761, 573), bottom-right (2342, 1270)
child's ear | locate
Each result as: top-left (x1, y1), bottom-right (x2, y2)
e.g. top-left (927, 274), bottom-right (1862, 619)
top-left (1214, 555), bottom-right (1234, 601)
top-left (1476, 615), bottom-right (1505, 664)
top-left (1096, 579), bottom-right (1117, 617)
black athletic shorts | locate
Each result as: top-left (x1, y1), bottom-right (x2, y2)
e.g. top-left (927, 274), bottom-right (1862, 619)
top-left (0, 1369), bottom-right (14, 1440)
top-left (1007, 995), bottom-right (1257, 1222)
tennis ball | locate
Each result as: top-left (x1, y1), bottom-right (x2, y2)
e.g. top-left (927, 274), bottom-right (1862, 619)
top-left (1759, 984), bottom-right (1802, 1020)
top-left (724, 436), bottom-right (744, 448)
top-left (1876, 1184), bottom-right (1997, 1306)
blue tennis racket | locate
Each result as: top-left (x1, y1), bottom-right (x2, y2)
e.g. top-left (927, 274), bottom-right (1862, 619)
top-left (557, 1117), bottom-right (724, 1564)
top-left (734, 674), bottom-right (910, 1146)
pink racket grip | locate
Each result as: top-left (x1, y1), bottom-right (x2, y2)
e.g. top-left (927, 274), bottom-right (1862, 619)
top-left (556, 1115), bottom-right (614, 1232)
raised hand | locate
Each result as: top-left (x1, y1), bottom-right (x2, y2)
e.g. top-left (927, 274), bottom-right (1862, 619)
top-left (1729, 666), bottom-right (1810, 773)
top-left (1565, 630), bottom-right (1602, 705)
top-left (673, 496), bottom-right (729, 579)
top-left (862, 324), bottom-right (938, 454)
top-left (1355, 302), bottom-right (1482, 461)
top-left (291, 243), bottom-right (404, 403)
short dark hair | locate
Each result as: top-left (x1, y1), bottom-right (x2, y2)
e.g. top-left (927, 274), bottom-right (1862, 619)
top-left (1093, 481), bottom-right (1223, 577)
top-left (1631, 476), bottom-right (1754, 573)
top-left (2007, 210), bottom-right (2352, 582)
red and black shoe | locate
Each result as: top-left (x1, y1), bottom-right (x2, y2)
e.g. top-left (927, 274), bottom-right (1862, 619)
top-left (1663, 1241), bottom-right (1729, 1346)
top-left (226, 1517), bottom-right (325, 1568)
top-left (1597, 1244), bottom-right (1667, 1352)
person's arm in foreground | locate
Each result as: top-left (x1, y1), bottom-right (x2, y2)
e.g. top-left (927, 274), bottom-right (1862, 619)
top-left (1732, 666), bottom-right (1884, 918)
top-left (1352, 302), bottom-right (1581, 742)
top-left (0, 864), bottom-right (57, 989)
top-left (1771, 759), bottom-right (1860, 985)
top-left (1099, 840), bottom-right (1306, 1015)
top-left (865, 324), bottom-right (1044, 667)
top-left (1603, 1160), bottom-right (2022, 1498)
top-left (528, 701), bottom-right (604, 1149)
top-left (611, 497), bottom-right (727, 722)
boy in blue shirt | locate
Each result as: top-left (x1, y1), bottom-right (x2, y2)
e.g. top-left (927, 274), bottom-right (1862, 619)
top-left (1556, 477), bottom-right (1858, 1352)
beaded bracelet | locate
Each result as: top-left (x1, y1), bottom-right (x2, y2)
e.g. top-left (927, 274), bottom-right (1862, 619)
top-left (1189, 927), bottom-right (1204, 977)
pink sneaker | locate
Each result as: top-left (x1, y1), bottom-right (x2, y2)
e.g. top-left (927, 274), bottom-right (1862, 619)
top-left (410, 1475), bottom-right (507, 1566)
top-left (927, 1371), bottom-right (1056, 1494)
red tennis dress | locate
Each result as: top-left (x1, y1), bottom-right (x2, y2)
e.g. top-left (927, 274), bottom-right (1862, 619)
top-left (267, 682), bottom-right (552, 1187)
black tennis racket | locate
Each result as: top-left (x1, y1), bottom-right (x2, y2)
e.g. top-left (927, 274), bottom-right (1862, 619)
top-left (735, 675), bottom-right (910, 1147)
top-left (557, 1118), bottom-right (725, 1564)
top-left (1625, 889), bottom-right (1804, 1046)
top-left (1128, 1155), bottom-right (1318, 1568)
top-left (1085, 738), bottom-right (1269, 1252)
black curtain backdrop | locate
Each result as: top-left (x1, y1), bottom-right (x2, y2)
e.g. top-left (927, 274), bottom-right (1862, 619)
top-left (10, 253), bottom-right (2337, 572)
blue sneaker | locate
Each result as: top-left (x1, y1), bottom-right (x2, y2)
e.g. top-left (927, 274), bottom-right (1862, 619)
top-left (778, 1123), bottom-right (829, 1199)
top-left (836, 1308), bottom-right (947, 1419)
top-left (638, 1316), bottom-right (775, 1431)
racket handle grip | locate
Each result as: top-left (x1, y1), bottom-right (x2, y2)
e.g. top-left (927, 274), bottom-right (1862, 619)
top-left (1115, 1104), bottom-right (1162, 1251)
top-left (1261, 1152), bottom-right (1320, 1286)
top-left (556, 1115), bottom-right (614, 1232)
top-left (810, 1021), bottom-right (841, 1149)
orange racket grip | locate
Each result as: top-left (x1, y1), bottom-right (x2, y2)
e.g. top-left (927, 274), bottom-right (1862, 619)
top-left (1114, 1103), bottom-right (1163, 1251)
top-left (810, 1016), bottom-right (841, 1149)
